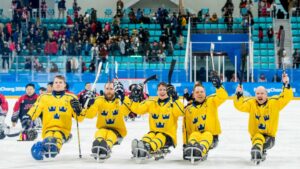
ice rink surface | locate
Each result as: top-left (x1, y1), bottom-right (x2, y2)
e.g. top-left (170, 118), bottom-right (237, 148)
top-left (1, 99), bottom-right (300, 169)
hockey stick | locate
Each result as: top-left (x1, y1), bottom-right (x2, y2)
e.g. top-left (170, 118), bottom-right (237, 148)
top-left (167, 60), bottom-right (187, 142)
top-left (84, 61), bottom-right (102, 109)
top-left (77, 62), bottom-right (102, 159)
top-left (115, 61), bottom-right (119, 80)
top-left (168, 60), bottom-right (177, 84)
top-left (239, 54), bottom-right (247, 86)
top-left (143, 74), bottom-right (158, 84)
top-left (210, 43), bottom-right (215, 72)
top-left (114, 61), bottom-right (122, 106)
top-left (75, 114), bottom-right (82, 158)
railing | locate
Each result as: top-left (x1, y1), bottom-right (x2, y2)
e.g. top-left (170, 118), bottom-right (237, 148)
top-left (0, 55), bottom-right (188, 83)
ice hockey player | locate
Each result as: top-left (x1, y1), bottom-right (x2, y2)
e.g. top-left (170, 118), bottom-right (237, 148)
top-left (25, 75), bottom-right (84, 160)
top-left (234, 73), bottom-right (293, 165)
top-left (0, 93), bottom-right (9, 139)
top-left (47, 82), bottom-right (53, 93)
top-left (183, 75), bottom-right (228, 163)
top-left (11, 83), bottom-right (39, 141)
top-left (130, 82), bottom-right (184, 161)
top-left (81, 81), bottom-right (131, 161)
top-left (39, 87), bottom-right (47, 95)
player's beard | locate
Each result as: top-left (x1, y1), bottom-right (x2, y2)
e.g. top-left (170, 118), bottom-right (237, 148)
top-left (104, 93), bottom-right (114, 101)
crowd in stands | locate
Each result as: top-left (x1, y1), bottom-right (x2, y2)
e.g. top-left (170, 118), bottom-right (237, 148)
top-left (1, 0), bottom-right (300, 75)
top-left (0, 0), bottom-right (188, 73)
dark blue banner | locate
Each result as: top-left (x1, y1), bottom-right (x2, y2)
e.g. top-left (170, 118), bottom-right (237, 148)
top-left (1, 82), bottom-right (299, 98)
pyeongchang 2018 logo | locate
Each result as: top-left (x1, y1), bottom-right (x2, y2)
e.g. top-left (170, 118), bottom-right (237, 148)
top-left (0, 87), bottom-right (25, 92)
top-left (253, 87), bottom-right (296, 93)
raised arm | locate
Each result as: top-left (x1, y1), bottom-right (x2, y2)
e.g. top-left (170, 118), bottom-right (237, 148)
top-left (210, 74), bottom-right (229, 107)
top-left (233, 85), bottom-right (252, 113)
top-left (271, 73), bottom-right (294, 111)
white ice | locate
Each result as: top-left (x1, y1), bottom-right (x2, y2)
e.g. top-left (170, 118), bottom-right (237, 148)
top-left (1, 99), bottom-right (300, 169)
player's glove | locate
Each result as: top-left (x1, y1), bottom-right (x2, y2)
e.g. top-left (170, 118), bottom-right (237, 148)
top-left (11, 112), bottom-right (19, 123)
top-left (211, 75), bottom-right (221, 89)
top-left (129, 84), bottom-right (144, 102)
top-left (167, 84), bottom-right (178, 101)
top-left (282, 73), bottom-right (290, 88)
top-left (21, 115), bottom-right (32, 130)
top-left (70, 99), bottom-right (82, 116)
top-left (114, 81), bottom-right (125, 103)
top-left (235, 86), bottom-right (243, 100)
top-left (82, 90), bottom-right (96, 108)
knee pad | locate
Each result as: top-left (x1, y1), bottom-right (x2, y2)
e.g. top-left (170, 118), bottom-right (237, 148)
top-left (31, 141), bottom-right (44, 160)
top-left (43, 137), bottom-right (59, 158)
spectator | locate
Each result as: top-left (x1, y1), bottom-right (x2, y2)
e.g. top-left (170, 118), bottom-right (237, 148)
top-left (66, 15), bottom-right (74, 28)
top-left (116, 0), bottom-right (124, 18)
top-left (293, 49), bottom-right (300, 68)
top-left (282, 49), bottom-right (291, 68)
top-left (27, 2), bottom-right (33, 19)
top-left (158, 50), bottom-right (166, 62)
top-left (272, 73), bottom-right (281, 82)
top-left (181, 16), bottom-right (187, 29)
top-left (119, 38), bottom-right (126, 55)
top-left (70, 57), bottom-right (79, 73)
top-left (246, 0), bottom-right (254, 13)
top-left (277, 48), bottom-right (285, 68)
top-left (41, 0), bottom-right (47, 18)
top-left (239, 0), bottom-right (247, 12)
top-left (2, 42), bottom-right (10, 70)
top-left (178, 33), bottom-right (184, 50)
top-left (167, 41), bottom-right (174, 56)
top-left (91, 8), bottom-right (97, 23)
top-left (277, 9), bottom-right (285, 19)
top-left (99, 44), bottom-right (108, 63)
top-left (60, 40), bottom-right (68, 55)
top-left (89, 60), bottom-right (96, 72)
top-left (33, 57), bottom-right (43, 72)
top-left (204, 12), bottom-right (210, 23)
top-left (73, 0), bottom-right (81, 21)
top-left (24, 57), bottom-right (32, 70)
top-left (225, 15), bottom-right (233, 32)
top-left (197, 9), bottom-right (203, 22)
top-left (241, 16), bottom-right (249, 33)
top-left (222, 0), bottom-right (234, 16)
top-left (220, 73), bottom-right (227, 82)
top-left (128, 8), bottom-right (136, 23)
top-left (104, 22), bottom-right (111, 33)
top-left (277, 25), bottom-right (285, 50)
top-left (258, 26), bottom-right (264, 43)
top-left (258, 73), bottom-right (267, 82)
top-left (83, 40), bottom-right (91, 56)
top-left (267, 26), bottom-right (274, 42)
top-left (91, 43), bottom-right (99, 62)
top-left (209, 13), bottom-right (218, 23)
top-left (58, 0), bottom-right (66, 18)
top-left (50, 62), bottom-right (59, 72)
top-left (81, 61), bottom-right (87, 73)
top-left (230, 73), bottom-right (239, 82)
